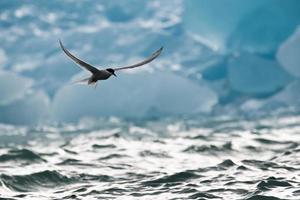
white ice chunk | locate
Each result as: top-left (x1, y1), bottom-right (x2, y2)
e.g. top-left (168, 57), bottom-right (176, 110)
top-left (0, 91), bottom-right (50, 125)
top-left (0, 71), bottom-right (33, 105)
top-left (0, 49), bottom-right (7, 67)
top-left (269, 80), bottom-right (300, 106)
top-left (228, 53), bottom-right (291, 94)
top-left (241, 80), bottom-right (300, 111)
top-left (277, 26), bottom-right (300, 78)
top-left (52, 71), bottom-right (218, 122)
top-left (241, 99), bottom-right (264, 111)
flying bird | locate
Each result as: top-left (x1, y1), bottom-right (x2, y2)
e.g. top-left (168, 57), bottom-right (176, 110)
top-left (59, 40), bottom-right (163, 87)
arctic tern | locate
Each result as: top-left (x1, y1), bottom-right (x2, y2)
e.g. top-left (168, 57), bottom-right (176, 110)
top-left (59, 40), bottom-right (163, 87)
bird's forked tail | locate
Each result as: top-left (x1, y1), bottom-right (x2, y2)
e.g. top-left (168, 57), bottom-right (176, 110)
top-left (71, 77), bottom-right (90, 85)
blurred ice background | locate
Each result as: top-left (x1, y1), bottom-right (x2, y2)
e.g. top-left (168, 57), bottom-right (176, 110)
top-left (0, 0), bottom-right (300, 125)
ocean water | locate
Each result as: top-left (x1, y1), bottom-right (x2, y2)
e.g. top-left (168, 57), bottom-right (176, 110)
top-left (0, 113), bottom-right (300, 200)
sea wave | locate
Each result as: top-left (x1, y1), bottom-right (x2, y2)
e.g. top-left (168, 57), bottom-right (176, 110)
top-left (0, 114), bottom-right (299, 199)
top-left (0, 170), bottom-right (73, 192)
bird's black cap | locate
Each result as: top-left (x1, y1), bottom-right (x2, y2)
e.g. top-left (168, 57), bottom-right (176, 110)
top-left (106, 68), bottom-right (117, 77)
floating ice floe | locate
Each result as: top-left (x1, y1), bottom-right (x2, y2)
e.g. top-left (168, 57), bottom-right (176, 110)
top-left (184, 0), bottom-right (300, 54)
top-left (1, 0), bottom-right (300, 125)
top-left (0, 70), bottom-right (33, 105)
top-left (268, 80), bottom-right (300, 107)
top-left (241, 80), bottom-right (300, 113)
top-left (0, 71), bottom-right (50, 125)
top-left (0, 91), bottom-right (50, 125)
top-left (52, 71), bottom-right (218, 122)
top-left (0, 49), bottom-right (7, 66)
top-left (183, 0), bottom-right (270, 51)
top-left (277, 26), bottom-right (300, 78)
top-left (228, 53), bottom-right (292, 95)
top-left (227, 0), bottom-right (300, 54)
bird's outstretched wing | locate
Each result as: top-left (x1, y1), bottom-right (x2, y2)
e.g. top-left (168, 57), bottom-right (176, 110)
top-left (113, 47), bottom-right (163, 71)
top-left (59, 40), bottom-right (99, 74)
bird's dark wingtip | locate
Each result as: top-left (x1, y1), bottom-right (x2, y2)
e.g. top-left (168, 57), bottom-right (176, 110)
top-left (58, 39), bottom-right (63, 48)
top-left (156, 46), bottom-right (163, 55)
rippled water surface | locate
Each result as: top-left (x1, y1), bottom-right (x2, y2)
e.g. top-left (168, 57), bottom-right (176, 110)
top-left (0, 114), bottom-right (300, 200)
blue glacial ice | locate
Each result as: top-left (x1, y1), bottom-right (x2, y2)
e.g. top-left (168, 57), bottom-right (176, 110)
top-left (0, 49), bottom-right (7, 66)
top-left (0, 91), bottom-right (50, 125)
top-left (277, 26), bottom-right (300, 78)
top-left (241, 79), bottom-right (300, 112)
top-left (183, 0), bottom-right (270, 51)
top-left (0, 70), bottom-right (33, 105)
top-left (270, 80), bottom-right (300, 107)
top-left (227, 0), bottom-right (300, 54)
top-left (0, 71), bottom-right (50, 124)
top-left (0, 0), bottom-right (300, 125)
top-left (0, 71), bottom-right (49, 125)
top-left (184, 0), bottom-right (300, 54)
top-left (52, 71), bottom-right (217, 122)
top-left (228, 53), bottom-right (291, 95)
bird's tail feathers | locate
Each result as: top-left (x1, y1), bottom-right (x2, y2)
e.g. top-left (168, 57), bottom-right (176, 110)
top-left (71, 77), bottom-right (90, 85)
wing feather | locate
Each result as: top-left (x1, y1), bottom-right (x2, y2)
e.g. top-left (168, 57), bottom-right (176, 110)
top-left (59, 40), bottom-right (99, 74)
top-left (113, 47), bottom-right (163, 71)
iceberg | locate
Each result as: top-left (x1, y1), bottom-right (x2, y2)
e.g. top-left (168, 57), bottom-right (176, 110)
top-left (201, 58), bottom-right (227, 81)
top-left (1, 0), bottom-right (300, 125)
top-left (0, 49), bottom-right (7, 66)
top-left (103, 0), bottom-right (146, 22)
top-left (0, 91), bottom-right (50, 125)
top-left (0, 71), bottom-right (33, 105)
top-left (241, 80), bottom-right (300, 112)
top-left (277, 27), bottom-right (300, 78)
top-left (0, 71), bottom-right (49, 125)
top-left (184, 0), bottom-right (300, 54)
top-left (228, 0), bottom-right (300, 54)
top-left (52, 71), bottom-right (218, 122)
top-left (183, 0), bottom-right (270, 51)
top-left (228, 53), bottom-right (292, 95)
top-left (268, 80), bottom-right (300, 107)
